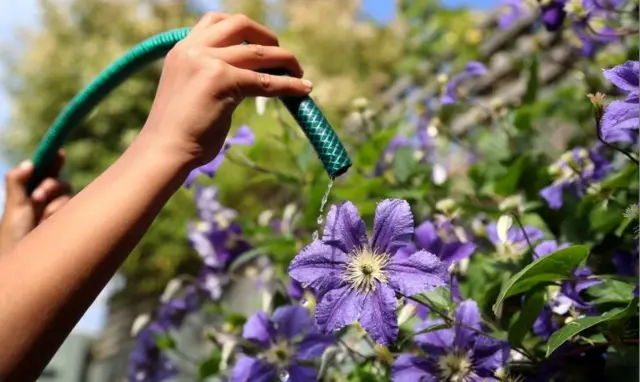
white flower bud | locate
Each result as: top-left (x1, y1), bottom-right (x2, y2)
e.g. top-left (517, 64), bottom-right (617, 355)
top-left (131, 313), bottom-right (151, 337)
top-left (255, 96), bottom-right (268, 115)
top-left (497, 215), bottom-right (514, 244)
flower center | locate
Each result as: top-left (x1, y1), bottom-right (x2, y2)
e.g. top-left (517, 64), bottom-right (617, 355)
top-left (438, 352), bottom-right (472, 382)
top-left (497, 240), bottom-right (525, 260)
top-left (265, 340), bottom-right (294, 368)
top-left (344, 247), bottom-right (390, 294)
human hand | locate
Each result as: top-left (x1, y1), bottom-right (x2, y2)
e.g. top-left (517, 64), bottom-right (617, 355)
top-left (0, 151), bottom-right (71, 251)
top-left (141, 13), bottom-right (312, 169)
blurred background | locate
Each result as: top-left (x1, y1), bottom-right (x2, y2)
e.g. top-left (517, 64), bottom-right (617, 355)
top-left (0, 0), bottom-right (633, 381)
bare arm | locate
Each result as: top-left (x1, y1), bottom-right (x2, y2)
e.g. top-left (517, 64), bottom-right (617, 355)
top-left (0, 13), bottom-right (311, 380)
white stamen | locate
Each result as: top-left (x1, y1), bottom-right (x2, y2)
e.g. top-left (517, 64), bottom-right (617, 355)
top-left (344, 247), bottom-right (391, 294)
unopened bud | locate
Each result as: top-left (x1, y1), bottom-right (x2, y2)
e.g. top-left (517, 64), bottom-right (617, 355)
top-left (374, 344), bottom-right (395, 365)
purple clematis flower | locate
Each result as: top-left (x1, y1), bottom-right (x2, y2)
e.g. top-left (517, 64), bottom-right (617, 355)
top-left (156, 285), bottom-right (200, 330)
top-left (288, 200), bottom-right (448, 345)
top-left (400, 218), bottom-right (477, 268)
top-left (188, 220), bottom-right (250, 270)
top-left (184, 125), bottom-right (255, 188)
top-left (288, 279), bottom-right (305, 301)
top-left (232, 305), bottom-right (334, 382)
top-left (392, 300), bottom-right (510, 381)
top-left (600, 61), bottom-right (640, 142)
top-left (194, 185), bottom-right (238, 224)
top-left (441, 62), bottom-right (487, 105)
top-left (532, 241), bottom-right (601, 339)
top-left (498, 0), bottom-right (528, 29)
top-left (375, 135), bottom-right (411, 176)
top-left (541, 0), bottom-right (567, 31)
top-left (539, 146), bottom-right (611, 209)
top-left (128, 323), bottom-right (178, 382)
top-left (487, 222), bottom-right (544, 260)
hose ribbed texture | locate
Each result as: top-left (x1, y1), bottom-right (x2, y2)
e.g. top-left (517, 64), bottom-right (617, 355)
top-left (29, 28), bottom-right (351, 190)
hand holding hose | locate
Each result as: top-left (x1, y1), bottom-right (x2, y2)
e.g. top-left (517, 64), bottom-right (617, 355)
top-left (142, 13), bottom-right (312, 169)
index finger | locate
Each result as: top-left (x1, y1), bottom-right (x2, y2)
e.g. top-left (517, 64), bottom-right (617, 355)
top-left (200, 14), bottom-right (279, 48)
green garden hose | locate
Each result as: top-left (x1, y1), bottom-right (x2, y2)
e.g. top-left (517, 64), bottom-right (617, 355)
top-left (28, 28), bottom-right (351, 191)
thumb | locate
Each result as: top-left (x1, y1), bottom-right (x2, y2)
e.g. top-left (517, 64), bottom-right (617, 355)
top-left (4, 160), bottom-right (34, 205)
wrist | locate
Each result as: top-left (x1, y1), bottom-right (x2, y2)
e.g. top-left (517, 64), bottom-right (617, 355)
top-left (125, 128), bottom-right (196, 186)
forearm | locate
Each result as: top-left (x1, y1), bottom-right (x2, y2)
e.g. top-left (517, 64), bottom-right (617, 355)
top-left (0, 132), bottom-right (191, 380)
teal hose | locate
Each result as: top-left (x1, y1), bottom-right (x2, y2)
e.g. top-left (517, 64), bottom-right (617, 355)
top-left (29, 28), bottom-right (351, 191)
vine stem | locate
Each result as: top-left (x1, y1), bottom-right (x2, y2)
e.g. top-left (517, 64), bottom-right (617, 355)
top-left (510, 213), bottom-right (538, 258)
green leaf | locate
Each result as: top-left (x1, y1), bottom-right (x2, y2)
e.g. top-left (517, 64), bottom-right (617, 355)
top-left (508, 288), bottom-right (545, 347)
top-left (412, 322), bottom-right (450, 336)
top-left (154, 333), bottom-right (176, 350)
top-left (493, 245), bottom-right (589, 314)
top-left (601, 164), bottom-right (638, 190)
top-left (546, 298), bottom-right (638, 357)
top-left (394, 147), bottom-right (417, 183)
top-left (523, 54), bottom-right (539, 104)
top-left (416, 286), bottom-right (452, 313)
top-left (589, 203), bottom-right (623, 233)
top-left (494, 157), bottom-right (526, 196)
top-left (587, 279), bottom-right (636, 305)
top-left (198, 349), bottom-right (222, 380)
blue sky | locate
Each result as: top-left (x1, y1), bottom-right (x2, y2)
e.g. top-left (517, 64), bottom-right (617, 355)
top-left (0, 0), bottom-right (500, 336)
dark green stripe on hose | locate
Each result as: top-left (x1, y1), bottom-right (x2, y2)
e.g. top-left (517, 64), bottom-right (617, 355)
top-left (29, 27), bottom-right (351, 191)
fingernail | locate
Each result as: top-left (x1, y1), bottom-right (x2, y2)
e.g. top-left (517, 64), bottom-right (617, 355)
top-left (19, 160), bottom-right (33, 170)
top-left (301, 79), bottom-right (313, 90)
top-left (32, 188), bottom-right (45, 201)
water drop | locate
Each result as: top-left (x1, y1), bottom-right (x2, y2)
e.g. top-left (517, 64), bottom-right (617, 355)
top-left (279, 370), bottom-right (290, 381)
top-left (300, 298), bottom-right (308, 306)
top-left (311, 231), bottom-right (319, 241)
top-left (317, 215), bottom-right (324, 225)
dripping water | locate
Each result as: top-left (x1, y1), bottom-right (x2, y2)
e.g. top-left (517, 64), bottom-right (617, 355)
top-left (311, 178), bottom-right (334, 241)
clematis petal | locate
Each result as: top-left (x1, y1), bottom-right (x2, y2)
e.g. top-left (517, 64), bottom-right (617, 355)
top-left (601, 97), bottom-right (640, 141)
top-left (472, 336), bottom-right (510, 377)
top-left (231, 356), bottom-right (276, 382)
top-left (287, 365), bottom-right (317, 382)
top-left (272, 305), bottom-right (313, 341)
top-left (540, 184), bottom-right (564, 210)
top-left (295, 332), bottom-right (336, 360)
top-left (315, 286), bottom-right (364, 334)
top-left (414, 221), bottom-right (440, 252)
top-left (322, 202), bottom-right (368, 253)
top-left (227, 125), bottom-right (256, 145)
top-left (454, 300), bottom-right (481, 349)
top-left (386, 250), bottom-right (448, 296)
top-left (371, 199), bottom-right (414, 255)
top-left (391, 354), bottom-right (438, 382)
top-left (414, 319), bottom-right (454, 356)
top-left (440, 242), bottom-right (476, 266)
top-left (288, 241), bottom-right (346, 293)
top-left (603, 61), bottom-right (640, 95)
top-left (358, 284), bottom-right (399, 346)
top-left (242, 311), bottom-right (275, 348)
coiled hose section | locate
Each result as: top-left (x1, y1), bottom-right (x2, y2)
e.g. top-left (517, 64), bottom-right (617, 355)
top-left (28, 28), bottom-right (351, 191)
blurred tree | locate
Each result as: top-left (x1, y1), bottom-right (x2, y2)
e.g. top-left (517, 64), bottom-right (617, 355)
top-left (1, 0), bottom-right (402, 299)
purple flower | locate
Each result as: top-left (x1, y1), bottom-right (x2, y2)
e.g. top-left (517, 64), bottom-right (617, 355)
top-left (198, 267), bottom-right (229, 300)
top-left (194, 185), bottom-right (237, 224)
top-left (533, 241), bottom-right (601, 339)
top-left (498, 0), bottom-right (527, 29)
top-left (231, 306), bottom-right (334, 382)
top-left (539, 146), bottom-right (611, 209)
top-left (541, 0), bottom-right (567, 31)
top-left (487, 222), bottom-right (544, 260)
top-left (601, 61), bottom-right (640, 142)
top-left (288, 279), bottom-right (305, 301)
top-left (128, 323), bottom-right (178, 382)
top-left (612, 250), bottom-right (639, 277)
top-left (188, 221), bottom-right (250, 270)
top-left (441, 62), bottom-right (487, 105)
top-left (375, 136), bottom-right (411, 176)
top-left (392, 300), bottom-right (510, 381)
top-left (288, 200), bottom-right (448, 345)
top-left (184, 125), bottom-right (255, 188)
top-left (156, 286), bottom-right (200, 330)
top-left (533, 240), bottom-right (571, 259)
top-left (400, 218), bottom-right (476, 267)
